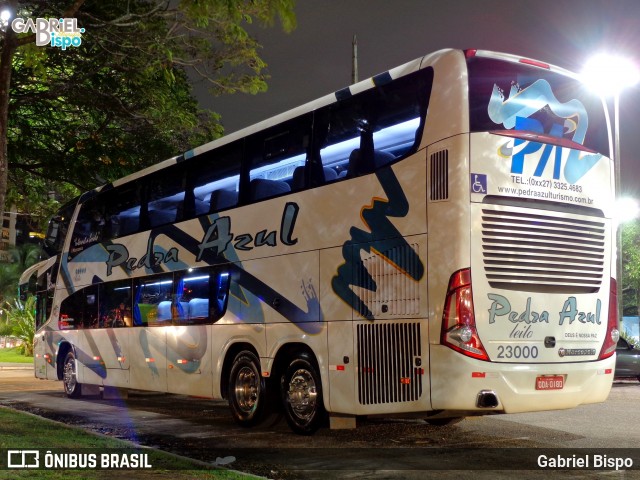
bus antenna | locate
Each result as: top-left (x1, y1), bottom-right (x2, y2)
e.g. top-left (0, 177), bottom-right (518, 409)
top-left (352, 34), bottom-right (358, 84)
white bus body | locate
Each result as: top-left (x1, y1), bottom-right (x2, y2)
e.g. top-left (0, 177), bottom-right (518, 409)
top-left (21, 49), bottom-right (617, 434)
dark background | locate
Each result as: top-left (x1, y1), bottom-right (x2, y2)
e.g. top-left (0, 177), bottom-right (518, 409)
top-left (195, 0), bottom-right (640, 196)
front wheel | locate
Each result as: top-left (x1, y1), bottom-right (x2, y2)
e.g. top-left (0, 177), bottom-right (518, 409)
top-left (228, 351), bottom-right (273, 427)
top-left (62, 351), bottom-right (82, 398)
top-left (281, 353), bottom-right (325, 435)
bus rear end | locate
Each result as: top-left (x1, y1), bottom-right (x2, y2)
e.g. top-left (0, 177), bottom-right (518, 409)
top-left (432, 50), bottom-right (617, 414)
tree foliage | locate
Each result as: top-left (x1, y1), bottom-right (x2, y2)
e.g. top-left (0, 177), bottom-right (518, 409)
top-left (622, 218), bottom-right (640, 315)
top-left (2, 295), bottom-right (35, 355)
top-left (0, 0), bottom-right (296, 227)
top-left (0, 242), bottom-right (41, 303)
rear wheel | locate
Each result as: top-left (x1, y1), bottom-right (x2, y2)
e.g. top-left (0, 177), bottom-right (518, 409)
top-left (62, 351), bottom-right (82, 398)
top-left (228, 351), bottom-right (274, 427)
top-left (281, 353), bottom-right (325, 435)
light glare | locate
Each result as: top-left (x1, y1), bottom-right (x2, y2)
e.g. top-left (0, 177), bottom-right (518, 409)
top-left (582, 54), bottom-right (640, 95)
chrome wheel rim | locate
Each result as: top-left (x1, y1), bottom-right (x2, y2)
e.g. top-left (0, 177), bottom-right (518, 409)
top-left (63, 357), bottom-right (76, 394)
top-left (234, 366), bottom-right (258, 414)
top-left (287, 368), bottom-right (317, 420)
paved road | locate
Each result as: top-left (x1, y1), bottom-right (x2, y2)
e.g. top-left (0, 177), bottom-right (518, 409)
top-left (1, 367), bottom-right (639, 479)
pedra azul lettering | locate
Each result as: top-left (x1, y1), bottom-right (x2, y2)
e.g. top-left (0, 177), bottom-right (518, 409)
top-left (488, 293), bottom-right (602, 326)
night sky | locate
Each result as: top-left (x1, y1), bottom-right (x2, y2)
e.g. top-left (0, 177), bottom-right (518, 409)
top-left (195, 0), bottom-right (640, 196)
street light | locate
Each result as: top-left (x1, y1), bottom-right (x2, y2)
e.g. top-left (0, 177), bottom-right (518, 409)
top-left (582, 53), bottom-right (640, 322)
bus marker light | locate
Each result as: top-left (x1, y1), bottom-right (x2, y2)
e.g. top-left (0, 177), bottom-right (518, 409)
top-left (262, 372), bottom-right (270, 377)
top-left (92, 356), bottom-right (101, 361)
top-left (117, 356), bottom-right (125, 362)
top-left (145, 358), bottom-right (155, 363)
top-left (472, 372), bottom-right (486, 378)
top-left (519, 58), bottom-right (550, 69)
top-left (177, 359), bottom-right (187, 364)
top-left (400, 377), bottom-right (411, 385)
top-left (415, 368), bottom-right (424, 375)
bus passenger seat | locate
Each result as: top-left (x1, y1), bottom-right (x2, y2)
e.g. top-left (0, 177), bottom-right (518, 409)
top-left (156, 301), bottom-right (172, 322)
top-left (250, 179), bottom-right (291, 201)
top-left (209, 189), bottom-right (238, 213)
top-left (374, 150), bottom-right (396, 168)
top-left (292, 166), bottom-right (305, 190)
top-left (189, 298), bottom-right (209, 319)
top-left (148, 209), bottom-right (175, 228)
top-left (194, 198), bottom-right (209, 216)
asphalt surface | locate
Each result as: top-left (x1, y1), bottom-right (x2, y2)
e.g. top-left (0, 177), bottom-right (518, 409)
top-left (1, 366), bottom-right (639, 479)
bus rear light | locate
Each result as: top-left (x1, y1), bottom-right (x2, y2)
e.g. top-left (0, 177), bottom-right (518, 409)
top-left (441, 269), bottom-right (489, 361)
top-left (598, 277), bottom-right (620, 360)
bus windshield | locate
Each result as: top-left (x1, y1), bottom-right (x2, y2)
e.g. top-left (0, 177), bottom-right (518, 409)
top-left (467, 56), bottom-right (610, 158)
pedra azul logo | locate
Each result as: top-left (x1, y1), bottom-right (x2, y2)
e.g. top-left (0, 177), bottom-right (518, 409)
top-left (11, 17), bottom-right (85, 50)
top-left (488, 293), bottom-right (602, 340)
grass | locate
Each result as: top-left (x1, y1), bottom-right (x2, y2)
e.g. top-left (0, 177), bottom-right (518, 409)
top-left (0, 407), bottom-right (254, 479)
top-left (0, 347), bottom-right (33, 363)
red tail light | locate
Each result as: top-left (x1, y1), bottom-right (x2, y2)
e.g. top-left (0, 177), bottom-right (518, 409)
top-left (599, 277), bottom-right (620, 360)
top-left (441, 269), bottom-right (489, 361)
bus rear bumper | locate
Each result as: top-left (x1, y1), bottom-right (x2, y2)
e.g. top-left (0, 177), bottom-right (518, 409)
top-left (430, 345), bottom-right (615, 413)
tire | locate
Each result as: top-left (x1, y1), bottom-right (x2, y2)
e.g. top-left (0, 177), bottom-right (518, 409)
top-left (62, 350), bottom-right (82, 398)
top-left (281, 353), bottom-right (325, 435)
top-left (425, 417), bottom-right (465, 426)
top-left (228, 351), bottom-right (273, 428)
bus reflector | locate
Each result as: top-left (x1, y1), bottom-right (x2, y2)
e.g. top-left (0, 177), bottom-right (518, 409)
top-left (519, 58), bottom-right (550, 69)
top-left (441, 268), bottom-right (489, 361)
top-left (598, 278), bottom-right (620, 360)
top-left (400, 377), bottom-right (411, 385)
top-left (472, 372), bottom-right (486, 378)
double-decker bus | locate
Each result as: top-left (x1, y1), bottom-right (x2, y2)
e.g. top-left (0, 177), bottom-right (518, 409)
top-left (20, 49), bottom-right (618, 435)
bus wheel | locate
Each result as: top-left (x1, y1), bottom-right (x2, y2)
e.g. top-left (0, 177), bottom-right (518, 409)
top-left (62, 351), bottom-right (82, 398)
top-left (228, 351), bottom-right (270, 427)
top-left (281, 353), bottom-right (325, 435)
top-left (425, 417), bottom-right (465, 426)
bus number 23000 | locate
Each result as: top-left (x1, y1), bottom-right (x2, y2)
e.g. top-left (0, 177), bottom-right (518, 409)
top-left (496, 345), bottom-right (539, 359)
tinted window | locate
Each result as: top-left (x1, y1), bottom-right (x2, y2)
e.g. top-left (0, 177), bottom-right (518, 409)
top-left (59, 285), bottom-right (99, 330)
top-left (246, 114), bottom-right (312, 200)
top-left (468, 57), bottom-right (609, 157)
top-left (146, 163), bottom-right (188, 228)
top-left (191, 141), bottom-right (243, 214)
top-left (317, 68), bottom-right (433, 180)
top-left (99, 280), bottom-right (133, 328)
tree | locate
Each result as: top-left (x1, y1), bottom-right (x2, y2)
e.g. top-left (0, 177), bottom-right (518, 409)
top-left (0, 0), bottom-right (296, 222)
top-left (622, 218), bottom-right (640, 316)
top-left (0, 242), bottom-right (41, 302)
top-left (2, 295), bottom-right (35, 355)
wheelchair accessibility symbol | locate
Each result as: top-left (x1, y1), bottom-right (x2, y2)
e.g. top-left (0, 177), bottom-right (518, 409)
top-left (471, 174), bottom-right (487, 194)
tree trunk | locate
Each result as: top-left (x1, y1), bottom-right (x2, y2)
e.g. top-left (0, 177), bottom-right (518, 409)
top-left (0, 12), bottom-right (18, 222)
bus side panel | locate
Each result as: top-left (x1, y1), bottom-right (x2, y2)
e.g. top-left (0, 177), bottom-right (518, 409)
top-left (426, 135), bottom-right (471, 351)
top-left (167, 324), bottom-right (212, 398)
top-left (76, 330), bottom-right (126, 388)
top-left (129, 327), bottom-right (167, 392)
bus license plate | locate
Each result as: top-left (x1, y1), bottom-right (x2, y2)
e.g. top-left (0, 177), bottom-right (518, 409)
top-left (536, 375), bottom-right (564, 390)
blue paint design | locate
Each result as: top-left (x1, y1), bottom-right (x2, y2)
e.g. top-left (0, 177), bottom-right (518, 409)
top-left (332, 168), bottom-right (424, 319)
top-left (487, 79), bottom-right (603, 184)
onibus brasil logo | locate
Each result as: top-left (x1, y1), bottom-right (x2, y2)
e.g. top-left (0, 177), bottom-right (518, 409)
top-left (11, 17), bottom-right (84, 50)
